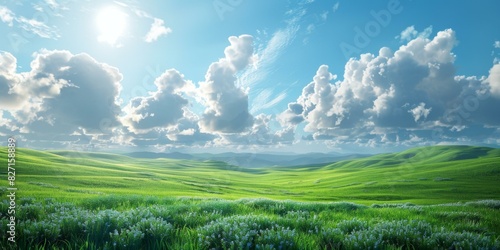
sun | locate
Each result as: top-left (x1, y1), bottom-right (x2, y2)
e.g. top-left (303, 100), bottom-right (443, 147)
top-left (96, 7), bottom-right (127, 46)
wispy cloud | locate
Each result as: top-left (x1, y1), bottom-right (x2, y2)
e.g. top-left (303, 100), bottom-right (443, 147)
top-left (0, 5), bottom-right (60, 39)
top-left (494, 41), bottom-right (500, 49)
top-left (44, 0), bottom-right (59, 10)
top-left (17, 16), bottom-right (60, 39)
top-left (124, 3), bottom-right (172, 43)
top-left (306, 24), bottom-right (315, 34)
top-left (250, 89), bottom-right (287, 114)
top-left (239, 9), bottom-right (303, 90)
top-left (320, 11), bottom-right (328, 21)
top-left (332, 2), bottom-right (340, 12)
top-left (397, 25), bottom-right (433, 42)
top-left (238, 6), bottom-right (306, 115)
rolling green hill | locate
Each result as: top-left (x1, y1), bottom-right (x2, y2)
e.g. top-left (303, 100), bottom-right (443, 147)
top-left (1, 145), bottom-right (499, 204)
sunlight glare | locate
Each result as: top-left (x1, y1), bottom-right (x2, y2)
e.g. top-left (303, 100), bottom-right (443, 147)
top-left (96, 7), bottom-right (126, 46)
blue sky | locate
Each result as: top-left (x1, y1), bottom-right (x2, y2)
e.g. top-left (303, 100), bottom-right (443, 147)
top-left (1, 0), bottom-right (500, 153)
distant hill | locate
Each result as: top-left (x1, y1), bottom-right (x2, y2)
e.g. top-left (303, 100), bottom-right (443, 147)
top-left (125, 151), bottom-right (194, 160)
top-left (322, 145), bottom-right (500, 170)
top-left (124, 151), bottom-right (370, 168)
top-left (1, 145), bottom-right (499, 204)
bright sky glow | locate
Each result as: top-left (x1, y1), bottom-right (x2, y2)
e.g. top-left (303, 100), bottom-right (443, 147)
top-left (96, 7), bottom-right (127, 46)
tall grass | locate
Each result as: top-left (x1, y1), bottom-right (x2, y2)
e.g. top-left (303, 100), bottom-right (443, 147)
top-left (1, 196), bottom-right (499, 249)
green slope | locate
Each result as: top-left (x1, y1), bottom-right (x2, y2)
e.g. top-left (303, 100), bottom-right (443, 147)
top-left (0, 145), bottom-right (499, 204)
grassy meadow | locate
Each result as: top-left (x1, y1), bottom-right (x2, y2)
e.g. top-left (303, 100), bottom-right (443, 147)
top-left (1, 145), bottom-right (499, 249)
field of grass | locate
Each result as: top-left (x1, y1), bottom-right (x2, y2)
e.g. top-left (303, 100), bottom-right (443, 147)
top-left (1, 196), bottom-right (500, 249)
top-left (0, 145), bottom-right (499, 249)
top-left (0, 145), bottom-right (499, 204)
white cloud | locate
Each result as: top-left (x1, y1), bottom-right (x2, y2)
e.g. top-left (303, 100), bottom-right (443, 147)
top-left (144, 18), bottom-right (172, 43)
top-left (0, 109), bottom-right (20, 136)
top-left (215, 113), bottom-right (295, 146)
top-left (241, 26), bottom-right (297, 89)
top-left (122, 69), bottom-right (191, 133)
top-left (409, 102), bottom-right (432, 122)
top-left (281, 28), bottom-right (500, 145)
top-left (494, 41), bottom-right (500, 49)
top-left (301, 65), bottom-right (339, 132)
top-left (238, 8), bottom-right (303, 121)
top-left (0, 32), bottom-right (297, 150)
top-left (1, 50), bottom-right (123, 143)
top-left (17, 16), bottom-right (60, 39)
top-left (398, 26), bottom-right (417, 41)
top-left (0, 6), bottom-right (14, 26)
top-left (199, 35), bottom-right (255, 133)
top-left (250, 89), bottom-right (287, 113)
top-left (398, 25), bottom-right (433, 42)
top-left (0, 5), bottom-right (59, 39)
top-left (119, 68), bottom-right (214, 147)
top-left (239, 8), bottom-right (303, 90)
top-left (487, 64), bottom-right (500, 97)
top-left (278, 102), bottom-right (304, 126)
top-left (41, 0), bottom-right (60, 12)
top-left (44, 0), bottom-right (59, 9)
top-left (3, 25), bottom-right (499, 151)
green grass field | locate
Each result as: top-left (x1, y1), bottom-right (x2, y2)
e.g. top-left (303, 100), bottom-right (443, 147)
top-left (0, 145), bottom-right (499, 249)
top-left (1, 145), bottom-right (499, 204)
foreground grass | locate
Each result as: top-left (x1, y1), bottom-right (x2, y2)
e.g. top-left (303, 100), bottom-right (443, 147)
top-left (1, 196), bottom-right (500, 249)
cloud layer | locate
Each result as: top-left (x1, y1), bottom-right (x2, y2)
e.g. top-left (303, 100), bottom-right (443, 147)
top-left (1, 28), bottom-right (500, 151)
top-left (280, 29), bottom-right (500, 146)
top-left (0, 50), bottom-right (123, 148)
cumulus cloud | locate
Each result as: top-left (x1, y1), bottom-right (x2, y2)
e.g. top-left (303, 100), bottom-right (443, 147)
top-left (198, 35), bottom-right (255, 133)
top-left (281, 28), bottom-right (500, 145)
top-left (409, 103), bottom-right (432, 122)
top-left (215, 114), bottom-right (295, 146)
top-left (278, 102), bottom-right (304, 126)
top-left (3, 27), bottom-right (499, 151)
top-left (487, 64), bottom-right (500, 97)
top-left (144, 18), bottom-right (172, 43)
top-left (0, 50), bottom-right (123, 143)
top-left (122, 69), bottom-right (191, 133)
top-left (31, 50), bottom-right (121, 132)
top-left (164, 115), bottom-right (216, 145)
top-left (0, 6), bottom-right (14, 26)
top-left (0, 52), bottom-right (24, 109)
